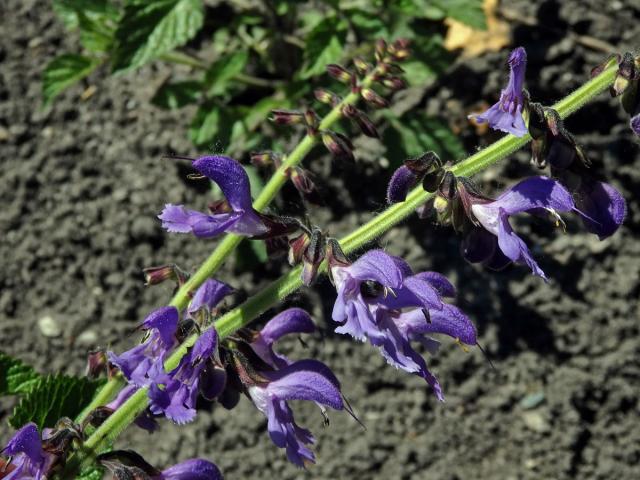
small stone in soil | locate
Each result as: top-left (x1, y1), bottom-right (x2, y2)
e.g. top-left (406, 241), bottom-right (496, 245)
top-left (38, 315), bottom-right (62, 338)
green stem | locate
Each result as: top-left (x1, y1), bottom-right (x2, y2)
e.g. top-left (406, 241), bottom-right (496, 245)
top-left (72, 63), bottom-right (617, 471)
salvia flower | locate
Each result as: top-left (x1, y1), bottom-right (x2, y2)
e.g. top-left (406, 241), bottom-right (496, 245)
top-left (470, 47), bottom-right (528, 137)
top-left (99, 450), bottom-right (223, 480)
top-left (250, 308), bottom-right (315, 369)
top-left (462, 176), bottom-right (575, 279)
top-left (246, 359), bottom-right (344, 468)
top-left (149, 328), bottom-right (219, 424)
top-left (108, 306), bottom-right (179, 388)
top-left (159, 155), bottom-right (268, 238)
top-left (329, 249), bottom-right (476, 399)
top-left (187, 278), bottom-right (233, 318)
top-left (1, 423), bottom-right (54, 480)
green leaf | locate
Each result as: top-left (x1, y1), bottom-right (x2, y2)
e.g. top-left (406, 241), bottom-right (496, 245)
top-left (78, 466), bottom-right (105, 480)
top-left (42, 54), bottom-right (101, 106)
top-left (10, 374), bottom-right (106, 430)
top-left (151, 80), bottom-right (202, 109)
top-left (300, 17), bottom-right (347, 79)
top-left (383, 112), bottom-right (465, 167)
top-left (0, 353), bottom-right (41, 396)
top-left (434, 0), bottom-right (486, 30)
top-left (189, 104), bottom-right (237, 149)
top-left (205, 51), bottom-right (249, 96)
top-left (112, 0), bottom-right (205, 72)
top-left (52, 0), bottom-right (119, 30)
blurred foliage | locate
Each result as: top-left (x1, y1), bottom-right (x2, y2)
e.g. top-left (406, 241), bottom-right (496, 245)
top-left (45, 0), bottom-right (486, 162)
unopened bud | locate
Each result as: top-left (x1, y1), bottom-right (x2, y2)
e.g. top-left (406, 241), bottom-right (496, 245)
top-left (321, 130), bottom-right (355, 161)
top-left (288, 232), bottom-right (310, 266)
top-left (315, 89), bottom-right (340, 106)
top-left (86, 350), bottom-right (108, 378)
top-left (301, 228), bottom-right (325, 286)
top-left (361, 87), bottom-right (389, 108)
top-left (612, 52), bottom-right (636, 97)
top-left (143, 264), bottom-right (189, 287)
top-left (250, 150), bottom-right (280, 168)
top-left (353, 57), bottom-right (371, 75)
top-left (270, 109), bottom-right (305, 125)
top-left (387, 38), bottom-right (411, 61)
top-left (381, 76), bottom-right (406, 91)
top-left (326, 64), bottom-right (354, 84)
top-left (375, 39), bottom-right (388, 63)
top-left (404, 151), bottom-right (441, 174)
top-left (325, 237), bottom-right (349, 284)
top-left (438, 171), bottom-right (458, 200)
top-left (305, 108), bottom-right (320, 135)
top-left (353, 111), bottom-right (379, 138)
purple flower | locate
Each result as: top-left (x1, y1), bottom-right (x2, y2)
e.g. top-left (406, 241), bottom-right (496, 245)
top-left (470, 47), bottom-right (528, 137)
top-left (329, 250), bottom-right (476, 399)
top-left (156, 458), bottom-right (223, 479)
top-left (149, 329), bottom-right (218, 424)
top-left (1, 423), bottom-right (53, 480)
top-left (465, 176), bottom-right (575, 279)
top-left (546, 140), bottom-right (626, 239)
top-left (187, 279), bottom-right (233, 317)
top-left (251, 308), bottom-right (315, 369)
top-left (159, 155), bottom-right (268, 238)
top-left (108, 306), bottom-right (179, 388)
top-left (247, 359), bottom-right (343, 468)
top-left (386, 165), bottom-right (418, 203)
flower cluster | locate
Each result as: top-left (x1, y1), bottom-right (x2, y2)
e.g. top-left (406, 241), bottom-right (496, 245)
top-left (328, 249), bottom-right (476, 400)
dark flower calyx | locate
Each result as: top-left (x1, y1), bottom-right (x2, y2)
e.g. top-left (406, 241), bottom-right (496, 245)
top-left (314, 89), bottom-right (340, 106)
top-left (270, 109), bottom-right (305, 125)
top-left (612, 52), bottom-right (637, 97)
top-left (326, 64), bottom-right (354, 84)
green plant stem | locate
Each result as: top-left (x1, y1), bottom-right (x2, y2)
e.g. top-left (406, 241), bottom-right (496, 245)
top-left (74, 69), bottom-right (381, 427)
top-left (70, 63), bottom-right (617, 474)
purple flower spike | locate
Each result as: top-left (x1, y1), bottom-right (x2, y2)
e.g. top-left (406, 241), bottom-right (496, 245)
top-left (1, 423), bottom-right (52, 480)
top-left (247, 359), bottom-right (343, 468)
top-left (188, 279), bottom-right (233, 316)
top-left (469, 176), bottom-right (575, 279)
top-left (149, 328), bottom-right (218, 424)
top-left (387, 165), bottom-right (417, 203)
top-left (108, 306), bottom-right (179, 388)
top-left (159, 155), bottom-right (268, 238)
top-left (157, 458), bottom-right (223, 480)
top-left (470, 47), bottom-right (528, 137)
top-left (252, 308), bottom-right (315, 368)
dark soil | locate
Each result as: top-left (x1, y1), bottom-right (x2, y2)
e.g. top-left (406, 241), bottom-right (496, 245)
top-left (2, 0), bottom-right (640, 479)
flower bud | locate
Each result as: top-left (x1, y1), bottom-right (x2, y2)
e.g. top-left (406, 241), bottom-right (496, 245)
top-left (301, 228), bottom-right (325, 286)
top-left (315, 88), bottom-right (340, 106)
top-left (250, 150), bottom-right (280, 168)
top-left (321, 130), bottom-right (355, 161)
top-left (404, 151), bottom-right (441, 174)
top-left (270, 109), bottom-right (305, 125)
top-left (86, 349), bottom-right (108, 378)
top-left (438, 171), bottom-right (458, 201)
top-left (288, 232), bottom-right (310, 266)
top-left (305, 108), bottom-right (320, 135)
top-left (353, 57), bottom-right (371, 75)
top-left (387, 38), bottom-right (411, 61)
top-left (291, 168), bottom-right (322, 204)
top-left (375, 39), bottom-right (388, 63)
top-left (143, 264), bottom-right (189, 287)
top-left (361, 87), bottom-right (389, 108)
top-left (381, 76), bottom-right (406, 91)
top-left (611, 52), bottom-right (636, 97)
top-left (353, 111), bottom-right (379, 138)
top-left (326, 64), bottom-right (354, 84)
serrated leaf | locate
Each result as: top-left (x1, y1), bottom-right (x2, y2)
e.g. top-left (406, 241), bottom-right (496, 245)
top-left (383, 112), bottom-right (465, 167)
top-left (10, 375), bottom-right (106, 430)
top-left (189, 104), bottom-right (237, 149)
top-left (152, 80), bottom-right (202, 109)
top-left (0, 352), bottom-right (41, 396)
top-left (43, 54), bottom-right (101, 105)
top-left (112, 0), bottom-right (204, 72)
top-left (300, 17), bottom-right (347, 79)
top-left (205, 51), bottom-right (249, 96)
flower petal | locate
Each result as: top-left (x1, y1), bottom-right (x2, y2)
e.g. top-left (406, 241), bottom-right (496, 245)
top-left (348, 250), bottom-right (404, 288)
top-left (408, 304), bottom-right (477, 345)
top-left (259, 308), bottom-right (315, 346)
top-left (192, 156), bottom-right (253, 212)
top-left (414, 272), bottom-right (456, 297)
top-left (188, 279), bottom-right (233, 315)
top-left (387, 165), bottom-right (417, 204)
top-left (496, 209), bottom-right (546, 279)
top-left (159, 458), bottom-right (223, 480)
top-left (491, 176), bottom-right (574, 215)
top-left (2, 423), bottom-right (43, 461)
top-left (142, 306), bottom-right (180, 348)
top-left (265, 359), bottom-right (343, 410)
top-left (576, 180), bottom-right (626, 239)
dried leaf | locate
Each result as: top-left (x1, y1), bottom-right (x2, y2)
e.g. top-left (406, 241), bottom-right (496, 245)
top-left (444, 0), bottom-right (510, 58)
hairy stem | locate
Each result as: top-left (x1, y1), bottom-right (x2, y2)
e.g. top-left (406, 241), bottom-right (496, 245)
top-left (70, 63), bottom-right (617, 472)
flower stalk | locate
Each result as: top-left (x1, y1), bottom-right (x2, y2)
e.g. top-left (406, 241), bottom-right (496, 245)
top-left (68, 62), bottom-right (618, 474)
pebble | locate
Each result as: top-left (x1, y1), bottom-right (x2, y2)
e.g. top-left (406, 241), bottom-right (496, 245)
top-left (76, 330), bottom-right (98, 347)
top-left (521, 410), bottom-right (550, 433)
top-left (0, 126), bottom-right (9, 142)
top-left (38, 315), bottom-right (62, 338)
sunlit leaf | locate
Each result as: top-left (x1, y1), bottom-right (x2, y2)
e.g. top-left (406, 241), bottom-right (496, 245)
top-left (0, 352), bottom-right (41, 396)
top-left (205, 51), bottom-right (249, 96)
top-left (42, 54), bottom-right (101, 106)
top-left (152, 80), bottom-right (202, 109)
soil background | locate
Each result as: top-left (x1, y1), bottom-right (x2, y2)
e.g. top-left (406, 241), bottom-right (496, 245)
top-left (1, 0), bottom-right (640, 479)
